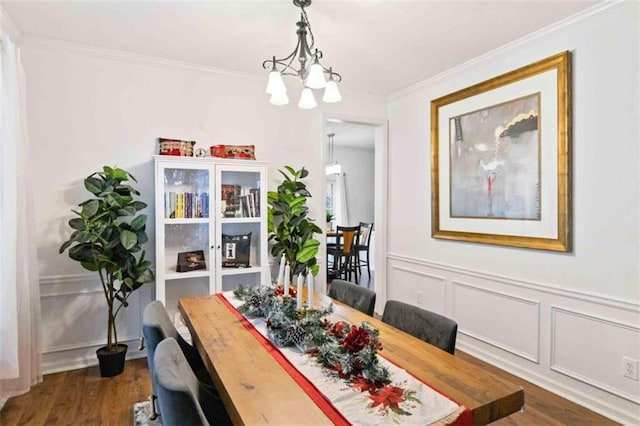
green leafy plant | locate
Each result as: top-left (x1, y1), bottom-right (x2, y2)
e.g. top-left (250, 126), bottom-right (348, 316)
top-left (326, 211), bottom-right (334, 223)
top-left (59, 166), bottom-right (155, 353)
top-left (268, 166), bottom-right (322, 279)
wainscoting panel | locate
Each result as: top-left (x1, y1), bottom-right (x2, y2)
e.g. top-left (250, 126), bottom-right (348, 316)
top-left (551, 306), bottom-right (640, 403)
top-left (386, 254), bottom-right (640, 424)
top-left (387, 264), bottom-right (446, 314)
top-left (40, 274), bottom-right (152, 373)
top-left (452, 281), bottom-right (540, 363)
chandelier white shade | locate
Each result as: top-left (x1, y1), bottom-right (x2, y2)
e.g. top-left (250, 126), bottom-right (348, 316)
top-left (266, 70), bottom-right (287, 95)
top-left (269, 90), bottom-right (290, 106)
top-left (298, 88), bottom-right (317, 109)
top-left (322, 77), bottom-right (342, 103)
top-left (262, 0), bottom-right (342, 109)
top-left (305, 60), bottom-right (327, 89)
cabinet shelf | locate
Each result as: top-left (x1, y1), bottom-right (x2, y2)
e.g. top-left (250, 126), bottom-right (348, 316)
top-left (155, 156), bottom-right (269, 318)
top-left (220, 217), bottom-right (262, 224)
top-left (165, 269), bottom-right (210, 281)
top-left (163, 218), bottom-right (210, 225)
top-left (220, 266), bottom-right (263, 276)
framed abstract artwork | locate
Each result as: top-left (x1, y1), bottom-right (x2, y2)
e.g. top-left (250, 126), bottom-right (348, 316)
top-left (430, 51), bottom-right (571, 251)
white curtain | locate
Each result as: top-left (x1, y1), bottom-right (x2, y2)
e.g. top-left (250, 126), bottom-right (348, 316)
top-left (334, 173), bottom-right (349, 226)
top-left (0, 35), bottom-right (42, 397)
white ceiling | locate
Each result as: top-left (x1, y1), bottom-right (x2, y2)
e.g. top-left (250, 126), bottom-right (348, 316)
top-left (3, 0), bottom-right (598, 97)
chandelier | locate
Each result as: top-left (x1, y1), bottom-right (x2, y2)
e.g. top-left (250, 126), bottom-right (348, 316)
top-left (326, 133), bottom-right (342, 175)
top-left (262, 0), bottom-right (342, 109)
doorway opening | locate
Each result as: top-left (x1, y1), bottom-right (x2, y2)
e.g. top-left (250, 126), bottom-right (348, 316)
top-left (324, 117), bottom-right (384, 294)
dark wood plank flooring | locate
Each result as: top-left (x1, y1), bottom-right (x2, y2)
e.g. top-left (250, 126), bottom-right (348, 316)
top-left (1, 352), bottom-right (617, 425)
top-left (1, 358), bottom-right (151, 426)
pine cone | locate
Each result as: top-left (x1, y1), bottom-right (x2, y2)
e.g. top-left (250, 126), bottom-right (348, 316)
top-left (286, 325), bottom-right (306, 346)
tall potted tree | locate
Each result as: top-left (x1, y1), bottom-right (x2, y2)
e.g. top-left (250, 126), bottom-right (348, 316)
top-left (268, 166), bottom-right (322, 279)
top-left (59, 166), bottom-right (154, 377)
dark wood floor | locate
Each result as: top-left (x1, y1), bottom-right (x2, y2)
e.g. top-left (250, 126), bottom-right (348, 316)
top-left (1, 351), bottom-right (617, 425)
top-left (0, 358), bottom-right (151, 426)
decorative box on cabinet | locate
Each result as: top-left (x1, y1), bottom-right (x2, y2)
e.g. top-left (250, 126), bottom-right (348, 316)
top-left (154, 156), bottom-right (269, 333)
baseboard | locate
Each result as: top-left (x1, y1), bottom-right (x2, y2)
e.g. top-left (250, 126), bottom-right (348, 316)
top-left (43, 338), bottom-right (146, 375)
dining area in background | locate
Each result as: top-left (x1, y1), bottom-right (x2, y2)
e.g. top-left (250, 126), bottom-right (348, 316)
top-left (326, 222), bottom-right (374, 285)
top-left (325, 121), bottom-right (377, 286)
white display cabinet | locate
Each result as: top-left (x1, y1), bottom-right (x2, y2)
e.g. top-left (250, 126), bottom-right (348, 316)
top-left (154, 156), bottom-right (269, 328)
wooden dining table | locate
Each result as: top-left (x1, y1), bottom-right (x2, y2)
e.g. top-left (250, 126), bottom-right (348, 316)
top-left (179, 292), bottom-right (524, 425)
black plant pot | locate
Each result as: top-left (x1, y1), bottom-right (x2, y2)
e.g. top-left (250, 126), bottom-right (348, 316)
top-left (96, 344), bottom-right (128, 377)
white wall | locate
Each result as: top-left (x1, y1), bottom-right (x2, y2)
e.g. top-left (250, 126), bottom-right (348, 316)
top-left (334, 145), bottom-right (375, 225)
top-left (386, 2), bottom-right (639, 423)
top-left (21, 37), bottom-right (384, 372)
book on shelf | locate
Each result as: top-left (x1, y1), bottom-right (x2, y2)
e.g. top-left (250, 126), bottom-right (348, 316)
top-left (247, 192), bottom-right (256, 217)
top-left (226, 187), bottom-right (260, 218)
top-left (221, 184), bottom-right (242, 217)
top-left (240, 195), bottom-right (249, 218)
top-left (250, 187), bottom-right (260, 217)
top-left (165, 192), bottom-right (209, 219)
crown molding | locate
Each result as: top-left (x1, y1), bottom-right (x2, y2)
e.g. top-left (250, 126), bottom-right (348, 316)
top-left (22, 35), bottom-right (264, 82)
top-left (388, 0), bottom-right (632, 101)
top-left (21, 34), bottom-right (383, 102)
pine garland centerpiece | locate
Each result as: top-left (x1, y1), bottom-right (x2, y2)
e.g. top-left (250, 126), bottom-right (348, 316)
top-left (233, 285), bottom-right (392, 390)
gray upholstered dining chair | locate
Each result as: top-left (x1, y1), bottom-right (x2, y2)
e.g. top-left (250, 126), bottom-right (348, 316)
top-left (381, 300), bottom-right (458, 354)
top-left (327, 279), bottom-right (376, 316)
top-left (142, 300), bottom-right (216, 420)
top-left (154, 337), bottom-right (231, 426)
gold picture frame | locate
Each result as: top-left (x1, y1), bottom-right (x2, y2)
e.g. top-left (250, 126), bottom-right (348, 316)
top-left (431, 51), bottom-right (571, 251)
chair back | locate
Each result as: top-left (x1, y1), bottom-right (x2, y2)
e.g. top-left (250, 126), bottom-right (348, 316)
top-left (336, 225), bottom-right (360, 254)
top-left (328, 279), bottom-right (376, 316)
top-left (382, 300), bottom-right (457, 354)
top-left (143, 301), bottom-right (181, 397)
top-left (358, 222), bottom-right (374, 248)
top-left (154, 338), bottom-right (216, 426)
top-left (143, 301), bottom-right (209, 394)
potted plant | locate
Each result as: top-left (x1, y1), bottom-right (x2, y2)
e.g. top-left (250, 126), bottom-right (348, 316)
top-left (326, 211), bottom-right (334, 231)
top-left (268, 166), bottom-right (323, 279)
top-left (59, 166), bottom-right (155, 377)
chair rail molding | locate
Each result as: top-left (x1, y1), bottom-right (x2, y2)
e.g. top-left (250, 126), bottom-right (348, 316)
top-left (386, 252), bottom-right (639, 311)
top-left (39, 273), bottom-right (151, 374)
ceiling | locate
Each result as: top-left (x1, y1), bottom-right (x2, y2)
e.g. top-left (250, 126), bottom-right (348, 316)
top-left (3, 0), bottom-right (598, 97)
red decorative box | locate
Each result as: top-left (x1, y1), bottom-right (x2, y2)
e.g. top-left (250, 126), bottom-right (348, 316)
top-left (210, 145), bottom-right (256, 160)
top-left (158, 138), bottom-right (196, 156)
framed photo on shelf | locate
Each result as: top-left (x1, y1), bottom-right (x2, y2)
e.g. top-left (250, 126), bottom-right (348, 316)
top-left (176, 250), bottom-right (207, 272)
top-left (430, 51), bottom-right (571, 252)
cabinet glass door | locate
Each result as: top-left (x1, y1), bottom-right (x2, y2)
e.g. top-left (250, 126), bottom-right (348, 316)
top-left (217, 167), bottom-right (265, 292)
top-left (159, 166), bottom-right (213, 321)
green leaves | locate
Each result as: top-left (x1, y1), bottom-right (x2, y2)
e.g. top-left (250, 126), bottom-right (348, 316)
top-left (84, 177), bottom-right (104, 195)
top-left (59, 165), bottom-right (155, 350)
top-left (296, 239), bottom-right (320, 263)
top-left (130, 214), bottom-right (147, 230)
top-left (81, 200), bottom-right (99, 218)
top-left (268, 166), bottom-right (321, 278)
top-left (120, 230), bottom-right (137, 250)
